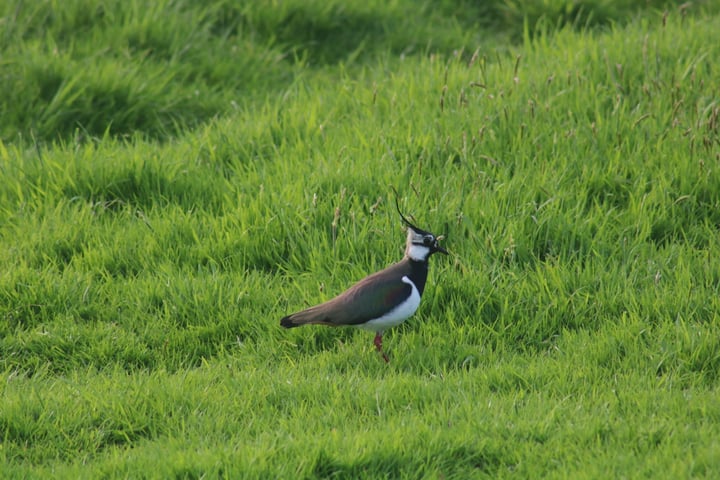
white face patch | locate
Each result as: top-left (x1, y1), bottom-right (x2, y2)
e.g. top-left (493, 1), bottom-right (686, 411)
top-left (406, 243), bottom-right (431, 261)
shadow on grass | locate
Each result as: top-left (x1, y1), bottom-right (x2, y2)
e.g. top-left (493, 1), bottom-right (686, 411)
top-left (307, 442), bottom-right (511, 479)
top-left (3, 0), bottom-right (698, 143)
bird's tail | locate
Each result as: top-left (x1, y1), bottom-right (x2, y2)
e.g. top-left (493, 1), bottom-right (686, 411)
top-left (280, 315), bottom-right (301, 328)
top-left (280, 304), bottom-right (335, 328)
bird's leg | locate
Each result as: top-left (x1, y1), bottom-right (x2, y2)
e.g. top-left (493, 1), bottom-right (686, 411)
top-left (374, 332), bottom-right (389, 363)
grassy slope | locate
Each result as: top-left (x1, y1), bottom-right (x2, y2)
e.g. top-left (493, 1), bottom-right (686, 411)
top-left (2, 1), bottom-right (720, 478)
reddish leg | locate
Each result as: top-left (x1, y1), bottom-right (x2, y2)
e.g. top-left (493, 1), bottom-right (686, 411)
top-left (374, 332), bottom-right (389, 363)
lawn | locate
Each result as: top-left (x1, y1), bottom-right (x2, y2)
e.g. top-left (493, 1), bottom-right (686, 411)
top-left (2, 0), bottom-right (720, 478)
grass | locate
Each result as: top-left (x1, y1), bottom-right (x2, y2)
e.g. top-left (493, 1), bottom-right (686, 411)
top-left (2, 0), bottom-right (720, 478)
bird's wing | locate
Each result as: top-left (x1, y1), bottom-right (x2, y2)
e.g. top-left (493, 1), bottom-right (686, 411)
top-left (336, 273), bottom-right (413, 325)
top-left (282, 263), bottom-right (413, 327)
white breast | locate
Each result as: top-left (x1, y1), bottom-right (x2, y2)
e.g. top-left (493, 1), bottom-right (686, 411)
top-left (357, 276), bottom-right (421, 333)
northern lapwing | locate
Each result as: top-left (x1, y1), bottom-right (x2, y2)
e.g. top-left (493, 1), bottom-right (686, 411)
top-left (280, 199), bottom-right (447, 362)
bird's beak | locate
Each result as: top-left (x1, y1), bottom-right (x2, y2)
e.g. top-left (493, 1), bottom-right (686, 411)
top-left (434, 233), bottom-right (448, 255)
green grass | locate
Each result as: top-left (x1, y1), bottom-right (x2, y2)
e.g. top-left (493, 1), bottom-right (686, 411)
top-left (2, 1), bottom-right (720, 478)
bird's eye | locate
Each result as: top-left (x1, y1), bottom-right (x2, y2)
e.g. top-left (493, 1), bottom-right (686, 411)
top-left (423, 236), bottom-right (434, 246)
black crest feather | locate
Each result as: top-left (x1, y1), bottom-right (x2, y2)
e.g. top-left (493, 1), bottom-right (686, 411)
top-left (390, 186), bottom-right (421, 231)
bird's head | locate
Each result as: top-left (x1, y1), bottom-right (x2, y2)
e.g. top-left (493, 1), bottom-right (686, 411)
top-left (392, 190), bottom-right (448, 261)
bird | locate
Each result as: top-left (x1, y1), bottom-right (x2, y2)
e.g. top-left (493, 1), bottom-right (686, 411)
top-left (280, 199), bottom-right (447, 362)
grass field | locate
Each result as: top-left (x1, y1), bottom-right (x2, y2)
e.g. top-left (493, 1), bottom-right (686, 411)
top-left (2, 0), bottom-right (720, 478)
